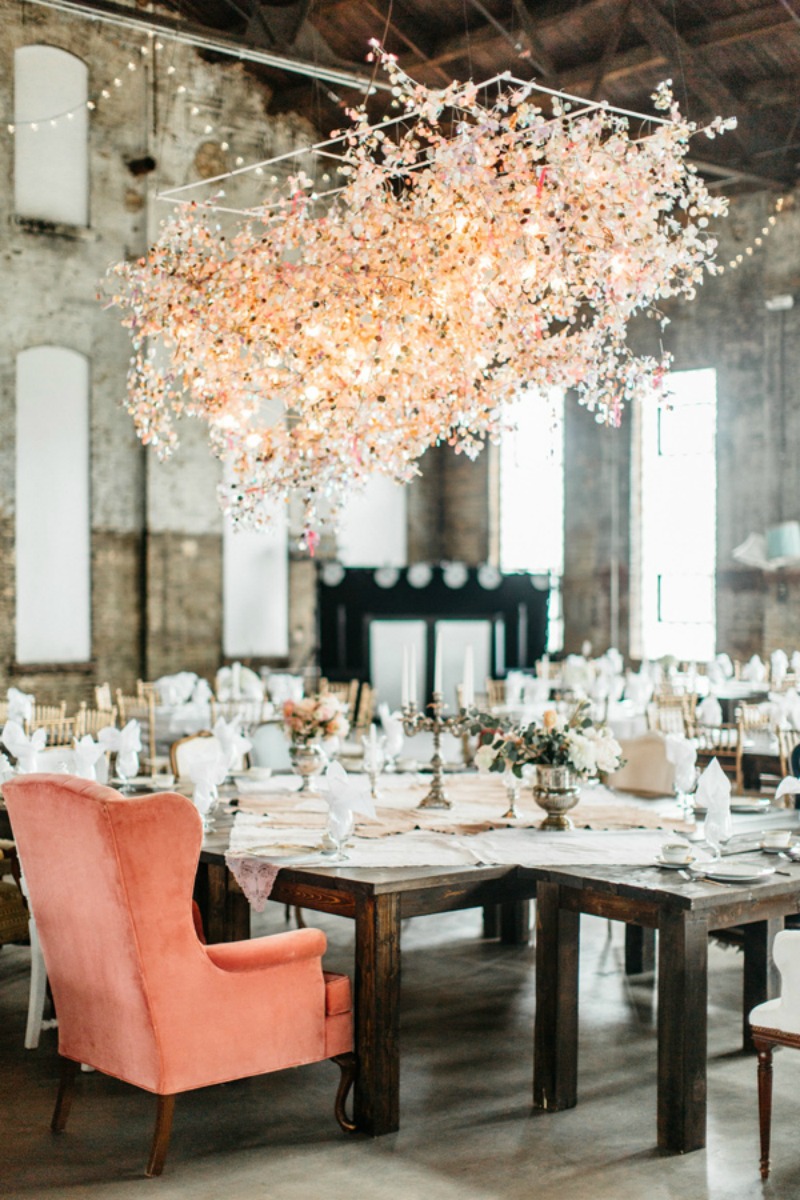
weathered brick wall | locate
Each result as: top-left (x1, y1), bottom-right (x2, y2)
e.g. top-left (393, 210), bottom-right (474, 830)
top-left (0, 8), bottom-right (318, 703)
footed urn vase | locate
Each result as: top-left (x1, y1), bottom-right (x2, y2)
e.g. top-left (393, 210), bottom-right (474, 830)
top-left (531, 764), bottom-right (581, 831)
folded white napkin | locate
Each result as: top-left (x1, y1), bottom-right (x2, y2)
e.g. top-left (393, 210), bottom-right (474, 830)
top-left (697, 695), bottom-right (723, 726)
top-left (624, 671), bottom-right (653, 709)
top-left (155, 671), bottom-right (198, 706)
top-left (98, 720), bottom-right (141, 779)
top-left (72, 735), bottom-right (106, 781)
top-left (2, 720), bottom-right (46, 772)
top-left (696, 758), bottom-right (732, 849)
top-left (715, 653), bottom-right (735, 679)
top-left (188, 747), bottom-right (229, 816)
top-left (771, 688), bottom-right (800, 730)
top-left (792, 651), bottom-right (800, 677)
top-left (665, 734), bottom-right (698, 793)
top-left (378, 704), bottom-right (405, 760)
top-left (325, 760), bottom-right (375, 823)
top-left (216, 663), bottom-right (264, 702)
top-left (772, 650), bottom-right (789, 686)
top-left (0, 752), bottom-right (15, 783)
top-left (213, 716), bottom-right (252, 772)
top-left (776, 776), bottom-right (800, 803)
top-left (192, 677), bottom-right (213, 704)
top-left (6, 688), bottom-right (34, 725)
top-left (742, 654), bottom-right (767, 683)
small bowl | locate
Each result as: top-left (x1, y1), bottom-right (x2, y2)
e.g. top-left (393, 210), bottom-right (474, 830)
top-left (761, 831), bottom-right (793, 850)
top-left (660, 842), bottom-right (694, 864)
top-left (247, 767), bottom-right (273, 782)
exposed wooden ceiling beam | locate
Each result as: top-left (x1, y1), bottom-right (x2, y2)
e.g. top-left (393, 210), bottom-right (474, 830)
top-left (587, 0), bottom-right (634, 99)
top-left (411, 1), bottom-right (794, 81)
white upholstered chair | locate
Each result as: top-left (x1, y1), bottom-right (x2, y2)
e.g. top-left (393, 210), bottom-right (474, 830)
top-left (750, 930), bottom-right (800, 1180)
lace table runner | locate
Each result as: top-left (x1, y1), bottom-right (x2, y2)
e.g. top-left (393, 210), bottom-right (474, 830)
top-left (225, 776), bottom-right (691, 910)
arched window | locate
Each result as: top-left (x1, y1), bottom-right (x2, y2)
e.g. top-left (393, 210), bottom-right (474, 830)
top-left (14, 45), bottom-right (89, 226)
top-left (16, 346), bottom-right (91, 663)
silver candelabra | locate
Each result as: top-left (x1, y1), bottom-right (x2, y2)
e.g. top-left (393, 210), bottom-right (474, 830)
top-left (401, 693), bottom-right (473, 809)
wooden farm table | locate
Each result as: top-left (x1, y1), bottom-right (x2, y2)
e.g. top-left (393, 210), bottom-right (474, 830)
top-left (524, 859), bottom-right (800, 1154)
top-left (196, 837), bottom-right (531, 1137)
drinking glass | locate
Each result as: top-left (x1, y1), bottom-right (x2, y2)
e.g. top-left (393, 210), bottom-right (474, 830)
top-left (322, 807), bottom-right (354, 861)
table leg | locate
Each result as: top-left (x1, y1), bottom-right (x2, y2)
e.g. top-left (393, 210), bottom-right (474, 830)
top-left (625, 925), bottom-right (656, 976)
top-left (482, 905), bottom-right (500, 939)
top-left (657, 911), bottom-right (708, 1152)
top-left (194, 862), bottom-right (251, 943)
top-left (500, 900), bottom-right (531, 945)
top-left (533, 882), bottom-right (580, 1112)
top-left (353, 891), bottom-right (401, 1135)
top-left (742, 919), bottom-right (781, 1052)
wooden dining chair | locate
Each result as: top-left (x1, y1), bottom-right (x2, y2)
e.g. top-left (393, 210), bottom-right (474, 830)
top-left (4, 775), bottom-right (357, 1177)
top-left (26, 702), bottom-right (67, 729)
top-left (690, 721), bottom-right (743, 790)
top-left (74, 705), bottom-right (117, 738)
top-left (777, 728), bottom-right (800, 781)
top-left (647, 695), bottom-right (692, 736)
top-left (485, 679), bottom-right (506, 708)
top-left (26, 717), bottom-right (76, 748)
top-left (209, 696), bottom-right (266, 727)
top-left (319, 678), bottom-right (360, 716)
top-left (115, 689), bottom-right (157, 770)
top-left (750, 930), bottom-right (800, 1179)
top-left (352, 683), bottom-right (374, 734)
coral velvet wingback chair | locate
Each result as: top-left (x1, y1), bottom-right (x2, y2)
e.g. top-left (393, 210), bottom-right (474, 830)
top-left (4, 775), bottom-right (356, 1177)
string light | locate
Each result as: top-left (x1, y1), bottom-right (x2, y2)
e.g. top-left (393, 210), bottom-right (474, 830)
top-left (3, 32), bottom-right (248, 167)
top-left (718, 196), bottom-right (788, 275)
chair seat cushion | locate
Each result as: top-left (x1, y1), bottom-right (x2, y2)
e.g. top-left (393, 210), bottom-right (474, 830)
top-left (323, 971), bottom-right (351, 1016)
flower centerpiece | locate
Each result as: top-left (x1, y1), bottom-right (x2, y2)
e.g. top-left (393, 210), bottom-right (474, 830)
top-left (282, 695), bottom-right (350, 791)
top-left (473, 701), bottom-right (624, 829)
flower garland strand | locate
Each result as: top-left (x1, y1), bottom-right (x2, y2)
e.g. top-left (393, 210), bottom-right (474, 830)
top-left (107, 49), bottom-right (734, 535)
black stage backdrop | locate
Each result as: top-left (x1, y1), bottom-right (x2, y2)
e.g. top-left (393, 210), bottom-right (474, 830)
top-left (317, 566), bottom-right (549, 694)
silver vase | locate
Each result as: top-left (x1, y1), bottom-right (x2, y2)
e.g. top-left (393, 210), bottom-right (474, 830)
top-left (531, 764), bottom-right (581, 831)
top-left (290, 742), bottom-right (327, 792)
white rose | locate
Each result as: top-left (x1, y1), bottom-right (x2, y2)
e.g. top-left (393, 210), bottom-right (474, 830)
top-left (474, 744), bottom-right (497, 773)
top-left (594, 735), bottom-right (623, 774)
top-left (566, 731), bottom-right (597, 775)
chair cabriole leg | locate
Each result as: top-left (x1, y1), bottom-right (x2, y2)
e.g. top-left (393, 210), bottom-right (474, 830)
top-left (146, 1094), bottom-right (176, 1177)
top-left (332, 1053), bottom-right (358, 1133)
top-left (756, 1040), bottom-right (773, 1181)
top-left (51, 1056), bottom-right (79, 1132)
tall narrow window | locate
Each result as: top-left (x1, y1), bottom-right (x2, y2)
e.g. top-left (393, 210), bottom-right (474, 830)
top-left (500, 388), bottom-right (564, 651)
top-left (337, 475), bottom-right (408, 566)
top-left (223, 510), bottom-right (289, 659)
top-left (14, 45), bottom-right (89, 226)
top-left (16, 346), bottom-right (91, 663)
top-left (636, 368), bottom-right (717, 660)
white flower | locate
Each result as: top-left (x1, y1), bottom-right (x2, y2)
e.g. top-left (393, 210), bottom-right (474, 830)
top-left (594, 734), bottom-right (623, 774)
top-left (474, 744), bottom-right (497, 773)
top-left (566, 731), bottom-right (597, 775)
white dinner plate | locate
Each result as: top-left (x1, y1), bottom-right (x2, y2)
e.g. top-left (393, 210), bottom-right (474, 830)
top-left (730, 800), bottom-right (772, 814)
top-left (237, 843), bottom-right (321, 864)
top-left (691, 861), bottom-right (775, 884)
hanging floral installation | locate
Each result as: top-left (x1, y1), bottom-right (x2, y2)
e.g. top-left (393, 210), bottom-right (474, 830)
top-left (107, 46), bottom-right (734, 537)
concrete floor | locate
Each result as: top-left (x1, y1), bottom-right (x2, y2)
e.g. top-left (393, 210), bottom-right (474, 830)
top-left (1, 905), bottom-right (797, 1200)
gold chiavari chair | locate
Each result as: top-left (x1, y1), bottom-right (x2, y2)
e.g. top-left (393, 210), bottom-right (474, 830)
top-left (647, 694), bottom-right (693, 736)
top-left (27, 703), bottom-right (67, 728)
top-left (209, 697), bottom-right (266, 727)
top-left (319, 679), bottom-right (360, 716)
top-left (352, 683), bottom-right (374, 734)
top-left (27, 717), bottom-right (76, 747)
top-left (485, 679), bottom-right (506, 708)
top-left (777, 728), bottom-right (800, 782)
top-left (115, 689), bottom-right (157, 770)
top-left (690, 721), bottom-right (744, 791)
top-left (75, 704), bottom-right (118, 738)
